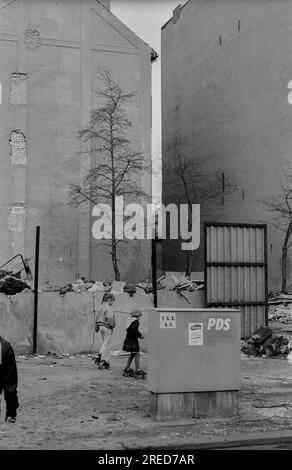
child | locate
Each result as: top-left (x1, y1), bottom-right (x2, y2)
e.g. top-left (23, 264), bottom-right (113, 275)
top-left (94, 292), bottom-right (116, 370)
top-left (0, 335), bottom-right (19, 423)
top-left (122, 309), bottom-right (146, 379)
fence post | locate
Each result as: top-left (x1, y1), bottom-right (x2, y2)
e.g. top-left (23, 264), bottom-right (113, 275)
top-left (32, 226), bottom-right (40, 354)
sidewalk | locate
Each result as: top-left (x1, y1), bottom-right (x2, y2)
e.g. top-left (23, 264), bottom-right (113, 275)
top-left (123, 430), bottom-right (292, 450)
top-left (119, 351), bottom-right (292, 449)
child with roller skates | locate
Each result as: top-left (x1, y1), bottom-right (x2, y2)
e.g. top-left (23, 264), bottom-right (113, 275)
top-left (94, 292), bottom-right (116, 370)
top-left (122, 309), bottom-right (146, 379)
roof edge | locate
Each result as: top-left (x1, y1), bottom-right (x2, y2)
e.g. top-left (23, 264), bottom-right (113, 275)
top-left (95, 0), bottom-right (157, 58)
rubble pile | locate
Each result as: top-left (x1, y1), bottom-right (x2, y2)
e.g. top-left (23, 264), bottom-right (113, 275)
top-left (0, 269), bottom-right (11, 278)
top-left (241, 326), bottom-right (291, 358)
top-left (44, 273), bottom-right (205, 297)
top-left (57, 279), bottom-right (111, 296)
top-left (0, 269), bottom-right (205, 298)
top-left (43, 276), bottom-right (167, 297)
top-left (0, 274), bottom-right (32, 295)
top-left (123, 283), bottom-right (137, 297)
top-left (0, 254), bottom-right (33, 295)
top-left (136, 279), bottom-right (154, 294)
top-left (268, 292), bottom-right (292, 323)
top-left (166, 274), bottom-right (204, 293)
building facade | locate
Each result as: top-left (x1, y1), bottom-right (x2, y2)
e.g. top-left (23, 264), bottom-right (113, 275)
top-left (0, 0), bottom-right (153, 284)
top-left (162, 0), bottom-right (292, 291)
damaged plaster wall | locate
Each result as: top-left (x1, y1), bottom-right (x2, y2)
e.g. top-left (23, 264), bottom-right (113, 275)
top-left (8, 204), bottom-right (26, 233)
top-left (24, 29), bottom-right (41, 49)
top-left (9, 130), bottom-right (27, 165)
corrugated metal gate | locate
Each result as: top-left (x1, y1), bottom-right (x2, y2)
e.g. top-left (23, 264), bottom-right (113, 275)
top-left (204, 223), bottom-right (268, 338)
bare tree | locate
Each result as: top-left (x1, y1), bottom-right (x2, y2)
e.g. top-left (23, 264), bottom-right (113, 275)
top-left (263, 172), bottom-right (292, 293)
top-left (69, 71), bottom-right (149, 280)
top-left (165, 153), bottom-right (236, 277)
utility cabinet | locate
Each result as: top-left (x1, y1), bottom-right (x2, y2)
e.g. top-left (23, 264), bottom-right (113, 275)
top-left (148, 308), bottom-right (241, 421)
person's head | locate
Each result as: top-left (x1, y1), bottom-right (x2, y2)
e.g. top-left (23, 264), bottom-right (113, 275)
top-left (131, 309), bottom-right (142, 319)
top-left (102, 292), bottom-right (115, 305)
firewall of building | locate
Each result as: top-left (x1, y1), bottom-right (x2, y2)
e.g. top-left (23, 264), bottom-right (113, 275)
top-left (161, 0), bottom-right (292, 291)
top-left (0, 0), bottom-right (153, 284)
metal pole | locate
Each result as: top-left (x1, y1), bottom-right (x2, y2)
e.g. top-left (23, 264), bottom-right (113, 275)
top-left (33, 226), bottom-right (40, 354)
top-left (152, 215), bottom-right (158, 308)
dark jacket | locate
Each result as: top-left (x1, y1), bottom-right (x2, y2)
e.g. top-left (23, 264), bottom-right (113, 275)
top-left (0, 336), bottom-right (18, 389)
top-left (122, 319), bottom-right (143, 353)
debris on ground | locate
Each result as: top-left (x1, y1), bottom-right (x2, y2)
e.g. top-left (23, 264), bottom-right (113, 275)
top-left (136, 278), bottom-right (153, 294)
top-left (57, 279), bottom-right (111, 296)
top-left (0, 254), bottom-right (33, 295)
top-left (46, 352), bottom-right (65, 359)
top-left (167, 274), bottom-right (205, 294)
top-left (241, 326), bottom-right (291, 358)
top-left (0, 269), bottom-right (11, 278)
top-left (111, 281), bottom-right (126, 293)
top-left (42, 277), bottom-right (149, 296)
top-left (135, 274), bottom-right (204, 296)
top-left (0, 254), bottom-right (33, 281)
top-left (40, 283), bottom-right (60, 292)
top-left (123, 283), bottom-right (137, 297)
top-left (36, 272), bottom-right (204, 298)
top-left (111, 350), bottom-right (147, 357)
top-left (268, 292), bottom-right (292, 305)
top-left (58, 283), bottom-right (73, 296)
top-left (87, 282), bottom-right (108, 292)
top-left (268, 292), bottom-right (292, 323)
top-left (0, 275), bottom-right (32, 295)
top-left (134, 276), bottom-right (166, 294)
top-left (71, 279), bottom-right (94, 293)
top-left (157, 276), bottom-right (166, 290)
top-left (269, 306), bottom-right (292, 323)
top-left (111, 350), bottom-right (131, 357)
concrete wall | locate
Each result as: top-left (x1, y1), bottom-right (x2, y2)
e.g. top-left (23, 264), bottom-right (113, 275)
top-left (0, 290), bottom-right (204, 354)
top-left (162, 0), bottom-right (292, 291)
top-left (0, 0), bottom-right (152, 285)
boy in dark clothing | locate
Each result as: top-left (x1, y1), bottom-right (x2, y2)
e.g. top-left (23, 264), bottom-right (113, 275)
top-left (0, 336), bottom-right (19, 423)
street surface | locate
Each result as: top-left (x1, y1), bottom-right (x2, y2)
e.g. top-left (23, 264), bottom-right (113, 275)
top-left (0, 350), bottom-right (292, 449)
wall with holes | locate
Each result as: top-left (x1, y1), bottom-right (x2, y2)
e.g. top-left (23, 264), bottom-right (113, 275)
top-left (0, 0), bottom-right (152, 285)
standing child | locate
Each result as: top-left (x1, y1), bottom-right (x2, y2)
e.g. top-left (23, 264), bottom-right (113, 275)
top-left (94, 292), bottom-right (116, 370)
top-left (0, 335), bottom-right (19, 423)
top-left (122, 309), bottom-right (146, 379)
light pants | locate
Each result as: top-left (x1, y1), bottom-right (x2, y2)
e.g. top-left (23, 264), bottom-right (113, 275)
top-left (99, 325), bottom-right (113, 362)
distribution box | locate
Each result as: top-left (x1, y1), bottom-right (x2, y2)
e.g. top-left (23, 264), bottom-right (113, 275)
top-left (148, 308), bottom-right (241, 394)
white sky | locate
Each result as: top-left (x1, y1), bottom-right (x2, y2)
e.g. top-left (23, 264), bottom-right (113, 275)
top-left (111, 0), bottom-right (181, 204)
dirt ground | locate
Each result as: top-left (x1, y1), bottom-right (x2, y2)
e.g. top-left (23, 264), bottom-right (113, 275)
top-left (1, 322), bottom-right (292, 450)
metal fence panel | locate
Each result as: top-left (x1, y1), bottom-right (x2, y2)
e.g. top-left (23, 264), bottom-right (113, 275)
top-left (204, 223), bottom-right (268, 338)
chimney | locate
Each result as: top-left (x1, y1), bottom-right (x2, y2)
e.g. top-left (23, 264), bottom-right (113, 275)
top-left (172, 5), bottom-right (182, 24)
